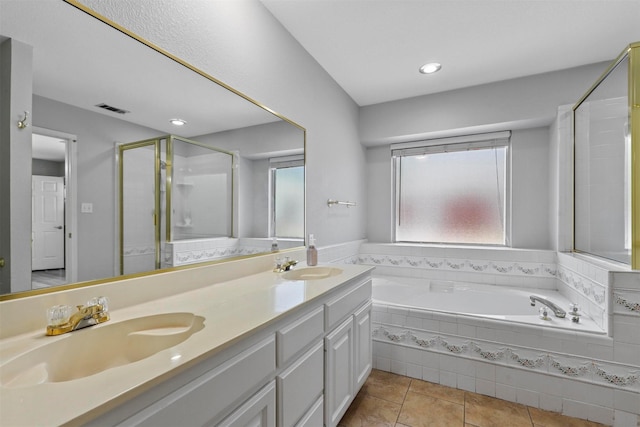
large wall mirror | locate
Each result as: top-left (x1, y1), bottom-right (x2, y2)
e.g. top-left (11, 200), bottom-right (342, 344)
top-left (0, 0), bottom-right (305, 298)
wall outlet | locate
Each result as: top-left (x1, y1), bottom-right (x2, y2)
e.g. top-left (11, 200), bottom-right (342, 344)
top-left (81, 202), bottom-right (93, 213)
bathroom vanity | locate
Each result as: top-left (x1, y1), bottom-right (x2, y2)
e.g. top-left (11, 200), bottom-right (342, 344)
top-left (0, 260), bottom-right (373, 427)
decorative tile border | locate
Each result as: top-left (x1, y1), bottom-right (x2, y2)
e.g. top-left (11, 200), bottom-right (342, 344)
top-left (166, 246), bottom-right (265, 266)
top-left (614, 292), bottom-right (640, 315)
top-left (557, 266), bottom-right (607, 306)
top-left (372, 324), bottom-right (639, 391)
top-left (358, 254), bottom-right (557, 279)
top-left (123, 245), bottom-right (155, 257)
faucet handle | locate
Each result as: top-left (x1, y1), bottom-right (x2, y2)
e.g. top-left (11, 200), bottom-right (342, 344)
top-left (47, 304), bottom-right (72, 327)
top-left (87, 296), bottom-right (109, 312)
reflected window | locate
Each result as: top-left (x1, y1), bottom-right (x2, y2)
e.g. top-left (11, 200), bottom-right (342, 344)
top-left (393, 134), bottom-right (509, 245)
top-left (271, 156), bottom-right (304, 239)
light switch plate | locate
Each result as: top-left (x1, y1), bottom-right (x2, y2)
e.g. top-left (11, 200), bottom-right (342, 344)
top-left (81, 202), bottom-right (93, 213)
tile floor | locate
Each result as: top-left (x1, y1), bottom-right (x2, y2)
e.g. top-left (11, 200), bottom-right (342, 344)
top-left (339, 369), bottom-right (606, 427)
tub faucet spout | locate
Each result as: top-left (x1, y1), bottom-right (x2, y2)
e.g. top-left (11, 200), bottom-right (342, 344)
top-left (529, 296), bottom-right (566, 318)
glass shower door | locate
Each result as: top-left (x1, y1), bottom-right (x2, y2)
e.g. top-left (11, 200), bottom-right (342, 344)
top-left (118, 140), bottom-right (160, 275)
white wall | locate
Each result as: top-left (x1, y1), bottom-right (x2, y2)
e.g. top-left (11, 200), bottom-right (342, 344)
top-left (510, 127), bottom-right (550, 249)
top-left (34, 95), bottom-right (164, 281)
top-left (83, 0), bottom-right (368, 248)
top-left (360, 62), bottom-right (615, 250)
top-left (359, 62), bottom-right (609, 146)
top-left (0, 39), bottom-right (33, 293)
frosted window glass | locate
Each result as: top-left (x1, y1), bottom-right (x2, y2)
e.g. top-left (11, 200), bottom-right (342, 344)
top-left (395, 146), bottom-right (507, 245)
top-left (274, 166), bottom-right (304, 238)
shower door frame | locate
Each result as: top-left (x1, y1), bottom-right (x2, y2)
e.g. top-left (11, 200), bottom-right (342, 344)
top-left (117, 139), bottom-right (161, 275)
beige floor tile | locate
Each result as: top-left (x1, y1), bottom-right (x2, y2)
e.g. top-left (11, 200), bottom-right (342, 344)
top-left (409, 379), bottom-right (465, 405)
top-left (344, 371), bottom-right (608, 427)
top-left (529, 407), bottom-right (606, 427)
top-left (339, 392), bottom-right (402, 427)
top-left (362, 369), bottom-right (412, 404)
top-left (464, 392), bottom-right (533, 427)
top-left (397, 391), bottom-right (465, 427)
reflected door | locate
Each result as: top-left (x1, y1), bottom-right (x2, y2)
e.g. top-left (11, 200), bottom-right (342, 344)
top-left (119, 140), bottom-right (160, 275)
top-left (32, 175), bottom-right (65, 270)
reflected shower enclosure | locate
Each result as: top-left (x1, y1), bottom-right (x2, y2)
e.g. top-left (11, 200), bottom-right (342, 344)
top-left (118, 136), bottom-right (234, 275)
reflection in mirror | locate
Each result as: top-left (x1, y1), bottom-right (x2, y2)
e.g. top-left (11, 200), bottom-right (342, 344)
top-left (574, 52), bottom-right (630, 265)
top-left (0, 1), bottom-right (305, 297)
top-left (119, 139), bottom-right (161, 275)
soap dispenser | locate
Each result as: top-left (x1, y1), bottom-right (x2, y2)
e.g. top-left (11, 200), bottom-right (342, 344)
top-left (271, 237), bottom-right (279, 251)
top-left (307, 234), bottom-right (318, 266)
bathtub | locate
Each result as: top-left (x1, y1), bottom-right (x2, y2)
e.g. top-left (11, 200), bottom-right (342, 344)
top-left (372, 275), bottom-right (603, 333)
top-left (369, 274), bottom-right (630, 426)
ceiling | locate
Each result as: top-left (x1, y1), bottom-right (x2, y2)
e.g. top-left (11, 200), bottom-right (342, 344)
top-left (1, 0), bottom-right (280, 140)
top-left (261, 0), bottom-right (640, 106)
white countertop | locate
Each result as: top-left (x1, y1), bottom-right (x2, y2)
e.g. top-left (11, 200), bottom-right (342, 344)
top-left (0, 264), bottom-right (373, 426)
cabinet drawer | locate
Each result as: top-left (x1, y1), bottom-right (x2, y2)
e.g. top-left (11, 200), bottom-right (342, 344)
top-left (277, 341), bottom-right (324, 427)
top-left (130, 335), bottom-right (276, 427)
top-left (325, 279), bottom-right (371, 331)
top-left (277, 306), bottom-right (324, 366)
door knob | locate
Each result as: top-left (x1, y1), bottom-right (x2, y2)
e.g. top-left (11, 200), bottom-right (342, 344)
top-left (54, 226), bottom-right (63, 229)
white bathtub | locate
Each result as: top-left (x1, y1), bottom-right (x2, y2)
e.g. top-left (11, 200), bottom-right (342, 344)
top-left (372, 275), bottom-right (603, 333)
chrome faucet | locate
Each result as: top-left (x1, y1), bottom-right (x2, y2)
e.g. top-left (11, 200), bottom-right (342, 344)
top-left (46, 296), bottom-right (110, 336)
top-left (529, 295), bottom-right (566, 318)
top-left (274, 257), bottom-right (298, 273)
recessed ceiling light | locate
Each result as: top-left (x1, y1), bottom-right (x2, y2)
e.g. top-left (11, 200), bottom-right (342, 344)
top-left (169, 118), bottom-right (187, 126)
top-left (419, 62), bottom-right (442, 74)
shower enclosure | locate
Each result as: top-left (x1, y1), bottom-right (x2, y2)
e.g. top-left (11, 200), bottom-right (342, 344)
top-left (573, 42), bottom-right (639, 268)
top-left (118, 135), bottom-right (234, 275)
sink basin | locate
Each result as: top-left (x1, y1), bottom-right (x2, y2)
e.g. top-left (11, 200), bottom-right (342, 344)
top-left (282, 267), bottom-right (343, 281)
top-left (0, 312), bottom-right (204, 388)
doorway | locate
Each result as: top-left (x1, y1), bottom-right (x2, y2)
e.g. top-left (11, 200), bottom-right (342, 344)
top-left (31, 128), bottom-right (77, 289)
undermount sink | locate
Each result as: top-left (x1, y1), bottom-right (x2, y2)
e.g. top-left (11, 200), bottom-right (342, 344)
top-left (282, 266), bottom-right (343, 281)
top-left (1, 312), bottom-right (204, 388)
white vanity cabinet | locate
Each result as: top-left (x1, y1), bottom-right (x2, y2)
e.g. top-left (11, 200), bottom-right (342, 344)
top-left (324, 280), bottom-right (373, 427)
top-left (82, 271), bottom-right (372, 427)
top-left (218, 382), bottom-right (277, 427)
top-left (354, 301), bottom-right (373, 391)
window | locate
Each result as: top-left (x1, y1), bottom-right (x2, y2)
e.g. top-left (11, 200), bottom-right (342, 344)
top-left (270, 156), bottom-right (304, 239)
top-left (393, 132), bottom-right (510, 245)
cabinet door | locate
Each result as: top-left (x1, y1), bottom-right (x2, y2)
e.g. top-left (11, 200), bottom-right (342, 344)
top-left (217, 381), bottom-right (276, 427)
top-left (296, 396), bottom-right (323, 427)
top-left (354, 302), bottom-right (372, 391)
top-left (277, 341), bottom-right (323, 427)
top-left (324, 317), bottom-right (354, 427)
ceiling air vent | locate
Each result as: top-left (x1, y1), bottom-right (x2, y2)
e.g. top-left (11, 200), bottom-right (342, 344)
top-left (95, 103), bottom-right (130, 114)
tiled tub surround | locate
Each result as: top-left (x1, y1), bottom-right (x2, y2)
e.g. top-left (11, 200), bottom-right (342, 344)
top-left (339, 243), bottom-right (640, 426)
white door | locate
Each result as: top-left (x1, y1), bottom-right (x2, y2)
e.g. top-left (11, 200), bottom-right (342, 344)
top-left (32, 175), bottom-right (65, 270)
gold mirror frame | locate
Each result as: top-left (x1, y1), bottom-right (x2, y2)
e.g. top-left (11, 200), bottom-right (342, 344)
top-left (0, 1), bottom-right (306, 301)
